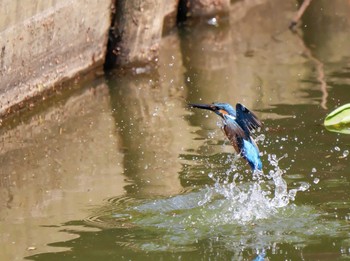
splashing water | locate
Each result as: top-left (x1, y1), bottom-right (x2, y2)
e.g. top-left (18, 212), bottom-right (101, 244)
top-left (83, 131), bottom-right (322, 255)
top-left (91, 152), bottom-right (310, 230)
top-left (83, 154), bottom-right (349, 255)
top-left (195, 153), bottom-right (310, 225)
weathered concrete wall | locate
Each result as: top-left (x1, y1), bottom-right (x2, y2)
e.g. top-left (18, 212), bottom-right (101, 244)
top-left (111, 0), bottom-right (179, 67)
top-left (0, 0), bottom-right (233, 119)
top-left (110, 0), bottom-right (231, 67)
top-left (0, 0), bottom-right (112, 117)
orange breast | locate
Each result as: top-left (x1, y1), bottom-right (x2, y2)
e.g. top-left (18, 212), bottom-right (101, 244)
top-left (223, 125), bottom-right (240, 154)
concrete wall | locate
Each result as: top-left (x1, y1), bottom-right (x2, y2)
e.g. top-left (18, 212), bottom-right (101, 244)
top-left (0, 0), bottom-right (112, 117)
top-left (0, 0), bottom-right (233, 119)
top-left (110, 0), bottom-right (179, 67)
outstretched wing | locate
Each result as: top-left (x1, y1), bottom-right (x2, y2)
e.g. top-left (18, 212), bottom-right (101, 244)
top-left (235, 103), bottom-right (262, 135)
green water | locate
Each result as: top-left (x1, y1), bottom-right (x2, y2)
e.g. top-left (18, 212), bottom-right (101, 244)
top-left (1, 1), bottom-right (350, 260)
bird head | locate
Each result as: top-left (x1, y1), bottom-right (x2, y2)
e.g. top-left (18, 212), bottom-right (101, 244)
top-left (188, 102), bottom-right (236, 118)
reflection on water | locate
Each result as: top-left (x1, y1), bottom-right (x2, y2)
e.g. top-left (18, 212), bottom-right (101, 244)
top-left (0, 80), bottom-right (127, 260)
top-left (0, 31), bottom-right (199, 260)
top-left (1, 0), bottom-right (350, 260)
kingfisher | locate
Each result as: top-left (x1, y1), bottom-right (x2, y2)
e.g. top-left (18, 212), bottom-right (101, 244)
top-left (189, 102), bottom-right (263, 171)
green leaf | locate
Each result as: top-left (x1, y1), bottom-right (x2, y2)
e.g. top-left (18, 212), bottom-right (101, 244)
top-left (325, 125), bottom-right (350, 134)
top-left (324, 104), bottom-right (350, 134)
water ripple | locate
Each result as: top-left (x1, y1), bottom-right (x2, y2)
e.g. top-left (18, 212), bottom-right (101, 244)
top-left (83, 155), bottom-right (348, 253)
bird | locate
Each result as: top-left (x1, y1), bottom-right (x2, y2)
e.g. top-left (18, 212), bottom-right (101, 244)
top-left (189, 102), bottom-right (263, 171)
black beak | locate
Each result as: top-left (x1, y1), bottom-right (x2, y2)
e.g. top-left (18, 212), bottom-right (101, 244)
top-left (188, 103), bottom-right (216, 112)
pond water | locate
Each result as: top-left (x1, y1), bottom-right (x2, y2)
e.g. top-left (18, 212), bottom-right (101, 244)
top-left (1, 0), bottom-right (350, 260)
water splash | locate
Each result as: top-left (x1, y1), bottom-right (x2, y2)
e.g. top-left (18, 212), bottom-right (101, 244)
top-left (83, 153), bottom-right (338, 255)
top-left (195, 153), bottom-right (310, 225)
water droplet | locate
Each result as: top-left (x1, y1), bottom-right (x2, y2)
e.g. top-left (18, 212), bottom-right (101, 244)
top-left (255, 134), bottom-right (265, 142)
top-left (342, 150), bottom-right (349, 158)
top-left (334, 146), bottom-right (340, 151)
top-left (312, 168), bottom-right (317, 173)
top-left (299, 182), bottom-right (310, 191)
top-left (207, 17), bottom-right (218, 27)
top-left (313, 178), bottom-right (320, 184)
top-left (135, 67), bottom-right (148, 74)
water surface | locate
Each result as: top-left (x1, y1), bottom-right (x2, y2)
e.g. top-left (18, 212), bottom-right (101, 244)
top-left (1, 0), bottom-right (350, 260)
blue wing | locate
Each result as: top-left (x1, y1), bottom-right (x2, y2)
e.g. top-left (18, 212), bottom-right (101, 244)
top-left (223, 114), bottom-right (262, 171)
top-left (241, 138), bottom-right (262, 171)
top-left (235, 103), bottom-right (262, 136)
